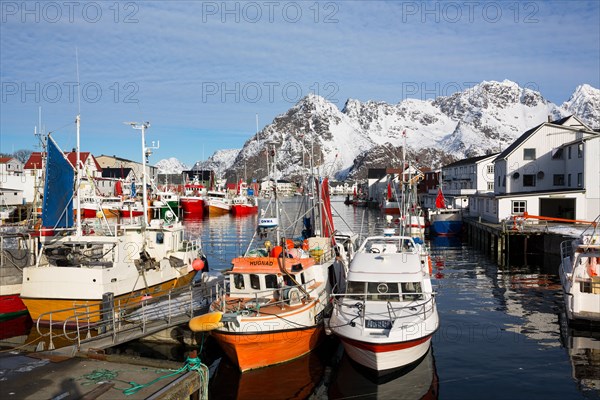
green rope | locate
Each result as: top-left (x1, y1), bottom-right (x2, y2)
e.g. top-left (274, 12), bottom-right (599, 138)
top-left (122, 356), bottom-right (204, 396)
top-left (77, 355), bottom-right (206, 397)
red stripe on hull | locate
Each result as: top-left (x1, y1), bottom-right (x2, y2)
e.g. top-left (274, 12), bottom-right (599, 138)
top-left (341, 333), bottom-right (433, 353)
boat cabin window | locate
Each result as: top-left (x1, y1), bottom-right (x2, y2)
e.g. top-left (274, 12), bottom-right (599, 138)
top-left (250, 274), bottom-right (260, 290)
top-left (265, 274), bottom-right (278, 289)
top-left (401, 282), bottom-right (423, 301)
top-left (346, 281), bottom-right (366, 299)
top-left (367, 282), bottom-right (400, 301)
top-left (233, 274), bottom-right (245, 290)
top-left (156, 232), bottom-right (164, 244)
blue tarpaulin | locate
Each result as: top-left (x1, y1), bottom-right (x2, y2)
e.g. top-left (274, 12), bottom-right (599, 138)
top-left (42, 136), bottom-right (75, 228)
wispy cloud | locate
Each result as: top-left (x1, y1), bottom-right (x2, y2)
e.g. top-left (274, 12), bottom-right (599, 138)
top-left (1, 0), bottom-right (598, 165)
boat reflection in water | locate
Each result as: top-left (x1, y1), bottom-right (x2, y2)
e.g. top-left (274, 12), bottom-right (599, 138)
top-left (209, 345), bottom-right (326, 399)
top-left (430, 236), bottom-right (462, 248)
top-left (329, 348), bottom-right (438, 399)
top-left (560, 313), bottom-right (600, 395)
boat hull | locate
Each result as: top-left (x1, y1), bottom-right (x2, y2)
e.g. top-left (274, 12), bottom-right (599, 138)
top-left (0, 294), bottom-right (28, 320)
top-left (211, 326), bottom-right (324, 372)
top-left (431, 220), bottom-right (463, 236)
top-left (207, 204), bottom-right (230, 216)
top-left (231, 205), bottom-right (258, 216)
top-left (21, 273), bottom-right (195, 323)
top-left (340, 334), bottom-right (433, 372)
top-left (430, 210), bottom-right (462, 236)
top-left (181, 198), bottom-right (204, 217)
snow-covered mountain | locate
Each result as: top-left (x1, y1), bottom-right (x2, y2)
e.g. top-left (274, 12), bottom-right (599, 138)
top-left (193, 149), bottom-right (240, 178)
top-left (211, 81), bottom-right (599, 181)
top-left (562, 84), bottom-right (600, 129)
top-left (155, 157), bottom-right (188, 174)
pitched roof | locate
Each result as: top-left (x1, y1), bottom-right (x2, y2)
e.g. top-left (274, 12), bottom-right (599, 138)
top-left (65, 152), bottom-right (102, 172)
top-left (444, 153), bottom-right (499, 168)
top-left (24, 151), bottom-right (102, 171)
top-left (494, 114), bottom-right (593, 161)
top-left (24, 152), bottom-right (44, 169)
top-left (0, 157), bottom-right (15, 164)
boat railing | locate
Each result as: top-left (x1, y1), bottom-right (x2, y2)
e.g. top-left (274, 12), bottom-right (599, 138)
top-left (214, 278), bottom-right (318, 315)
top-left (32, 281), bottom-right (217, 352)
top-left (331, 292), bottom-right (437, 324)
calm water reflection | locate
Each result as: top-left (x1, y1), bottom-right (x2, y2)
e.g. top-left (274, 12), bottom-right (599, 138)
top-left (3, 197), bottom-right (597, 399)
top-left (189, 197), bottom-right (599, 399)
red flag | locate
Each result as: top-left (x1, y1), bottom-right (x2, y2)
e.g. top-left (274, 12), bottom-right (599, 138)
top-left (321, 178), bottom-right (334, 239)
top-left (387, 181), bottom-right (392, 200)
top-left (115, 180), bottom-right (123, 196)
top-left (435, 187), bottom-right (446, 209)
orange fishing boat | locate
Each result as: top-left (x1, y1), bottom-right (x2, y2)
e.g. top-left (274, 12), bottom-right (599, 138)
top-left (190, 144), bottom-right (357, 371)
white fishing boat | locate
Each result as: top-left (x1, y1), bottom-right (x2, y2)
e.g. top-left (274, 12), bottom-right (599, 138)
top-left (329, 221), bottom-right (439, 373)
top-left (189, 144), bottom-right (357, 372)
top-left (559, 219), bottom-right (600, 326)
top-left (205, 190), bottom-right (232, 215)
top-left (20, 120), bottom-right (208, 325)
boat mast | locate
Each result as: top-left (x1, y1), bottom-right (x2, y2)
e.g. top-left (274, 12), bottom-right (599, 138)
top-left (128, 122), bottom-right (152, 227)
top-left (75, 49), bottom-right (82, 237)
top-left (75, 114), bottom-right (82, 236)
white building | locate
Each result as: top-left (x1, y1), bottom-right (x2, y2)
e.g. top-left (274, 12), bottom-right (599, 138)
top-left (422, 153), bottom-right (497, 210)
top-left (471, 115), bottom-right (600, 223)
top-left (0, 157), bottom-right (24, 176)
top-left (0, 187), bottom-right (24, 206)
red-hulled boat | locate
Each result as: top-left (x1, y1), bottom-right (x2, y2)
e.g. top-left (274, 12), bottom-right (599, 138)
top-left (180, 178), bottom-right (205, 217)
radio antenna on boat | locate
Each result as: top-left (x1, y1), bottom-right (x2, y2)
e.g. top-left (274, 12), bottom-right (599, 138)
top-left (75, 48), bottom-right (82, 236)
top-left (125, 121), bottom-right (153, 227)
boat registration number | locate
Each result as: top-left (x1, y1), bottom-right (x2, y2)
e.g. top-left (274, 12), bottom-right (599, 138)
top-left (365, 320), bottom-right (392, 329)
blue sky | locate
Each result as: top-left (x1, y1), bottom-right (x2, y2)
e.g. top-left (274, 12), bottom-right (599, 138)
top-left (1, 1), bottom-right (599, 166)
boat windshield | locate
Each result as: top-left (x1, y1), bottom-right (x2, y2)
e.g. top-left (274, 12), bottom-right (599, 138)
top-left (346, 281), bottom-right (423, 301)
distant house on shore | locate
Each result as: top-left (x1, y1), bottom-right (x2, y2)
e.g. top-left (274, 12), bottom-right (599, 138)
top-left (470, 115), bottom-right (599, 223)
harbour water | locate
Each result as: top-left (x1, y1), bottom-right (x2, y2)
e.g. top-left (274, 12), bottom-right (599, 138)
top-left (3, 196), bottom-right (599, 399)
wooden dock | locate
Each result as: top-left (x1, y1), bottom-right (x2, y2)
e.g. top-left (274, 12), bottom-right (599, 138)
top-left (0, 350), bottom-right (208, 400)
top-left (463, 217), bottom-right (573, 266)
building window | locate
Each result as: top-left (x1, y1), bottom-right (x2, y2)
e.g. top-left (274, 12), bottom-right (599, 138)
top-left (568, 174), bottom-right (572, 187)
top-left (523, 174), bottom-right (536, 187)
top-left (523, 148), bottom-right (536, 160)
top-left (487, 165), bottom-right (494, 174)
top-left (502, 176), bottom-right (506, 187)
top-left (578, 143), bottom-right (583, 158)
top-left (487, 181), bottom-right (494, 191)
top-left (512, 201), bottom-right (526, 215)
top-left (568, 146), bottom-right (572, 159)
top-left (578, 173), bottom-right (583, 187)
top-left (553, 174), bottom-right (565, 186)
